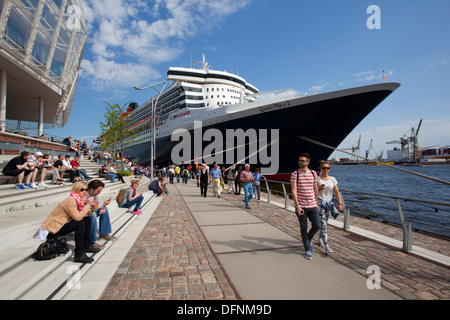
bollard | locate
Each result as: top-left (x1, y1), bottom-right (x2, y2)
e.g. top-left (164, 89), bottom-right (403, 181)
top-left (265, 180), bottom-right (271, 203)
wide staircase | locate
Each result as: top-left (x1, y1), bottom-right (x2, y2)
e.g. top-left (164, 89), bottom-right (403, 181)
top-left (0, 158), bottom-right (155, 300)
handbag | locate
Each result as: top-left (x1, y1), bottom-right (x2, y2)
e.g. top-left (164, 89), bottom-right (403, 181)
top-left (35, 237), bottom-right (70, 261)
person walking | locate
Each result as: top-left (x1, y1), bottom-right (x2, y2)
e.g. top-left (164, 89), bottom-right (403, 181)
top-left (240, 164), bottom-right (254, 209)
top-left (175, 165), bottom-right (181, 183)
top-left (234, 165), bottom-right (243, 195)
top-left (252, 167), bottom-right (266, 201)
top-left (198, 164), bottom-right (210, 197)
top-left (290, 153), bottom-right (320, 260)
top-left (226, 165), bottom-right (236, 194)
top-left (317, 161), bottom-right (342, 254)
top-left (209, 163), bottom-right (223, 198)
top-left (168, 165), bottom-right (175, 184)
top-left (181, 166), bottom-right (189, 184)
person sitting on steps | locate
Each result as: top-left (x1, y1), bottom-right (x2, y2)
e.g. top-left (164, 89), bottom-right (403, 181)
top-left (40, 182), bottom-right (100, 263)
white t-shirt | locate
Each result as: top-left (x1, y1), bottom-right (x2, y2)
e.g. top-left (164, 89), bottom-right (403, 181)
top-left (317, 176), bottom-right (338, 202)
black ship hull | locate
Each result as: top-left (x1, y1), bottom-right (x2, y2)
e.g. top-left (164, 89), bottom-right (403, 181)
top-left (123, 83), bottom-right (400, 181)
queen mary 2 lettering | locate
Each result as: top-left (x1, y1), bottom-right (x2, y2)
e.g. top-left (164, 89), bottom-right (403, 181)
top-left (124, 54), bottom-right (400, 181)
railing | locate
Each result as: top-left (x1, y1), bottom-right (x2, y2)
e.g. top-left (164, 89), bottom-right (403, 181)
top-left (0, 120), bottom-right (65, 144)
top-left (0, 141), bottom-right (75, 159)
top-left (262, 180), bottom-right (450, 253)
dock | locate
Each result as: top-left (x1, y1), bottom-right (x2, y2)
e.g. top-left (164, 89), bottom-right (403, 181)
top-left (0, 164), bottom-right (448, 301)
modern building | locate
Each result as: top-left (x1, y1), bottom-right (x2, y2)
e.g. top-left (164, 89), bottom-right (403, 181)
top-left (0, 0), bottom-right (87, 136)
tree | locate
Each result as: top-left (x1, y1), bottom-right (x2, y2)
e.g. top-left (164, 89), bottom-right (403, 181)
top-left (99, 102), bottom-right (137, 165)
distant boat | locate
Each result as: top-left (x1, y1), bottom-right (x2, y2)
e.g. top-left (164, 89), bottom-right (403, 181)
top-left (401, 162), bottom-right (422, 167)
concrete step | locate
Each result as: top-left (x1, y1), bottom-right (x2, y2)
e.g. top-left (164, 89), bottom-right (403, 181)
top-left (0, 176), bottom-right (127, 209)
top-left (0, 191), bottom-right (157, 300)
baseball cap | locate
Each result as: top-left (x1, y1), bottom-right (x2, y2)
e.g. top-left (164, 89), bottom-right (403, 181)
top-left (35, 152), bottom-right (43, 156)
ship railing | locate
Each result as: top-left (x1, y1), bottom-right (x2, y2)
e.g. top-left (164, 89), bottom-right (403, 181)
top-left (261, 180), bottom-right (450, 253)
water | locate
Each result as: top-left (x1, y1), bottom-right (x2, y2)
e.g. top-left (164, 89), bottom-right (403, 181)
top-left (328, 164), bottom-right (450, 238)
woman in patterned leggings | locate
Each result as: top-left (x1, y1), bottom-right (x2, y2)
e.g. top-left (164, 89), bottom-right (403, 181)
top-left (317, 161), bottom-right (343, 254)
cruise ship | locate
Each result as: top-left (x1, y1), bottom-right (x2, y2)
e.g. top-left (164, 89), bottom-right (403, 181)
top-left (124, 55), bottom-right (400, 180)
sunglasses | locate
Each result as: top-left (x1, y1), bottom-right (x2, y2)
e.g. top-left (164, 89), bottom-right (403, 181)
top-left (80, 188), bottom-right (88, 192)
top-left (321, 167), bottom-right (330, 170)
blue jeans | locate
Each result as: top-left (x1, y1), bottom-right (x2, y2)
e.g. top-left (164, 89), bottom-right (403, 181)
top-left (243, 182), bottom-right (253, 207)
top-left (296, 207), bottom-right (320, 251)
top-left (79, 169), bottom-right (90, 180)
top-left (121, 196), bottom-right (144, 211)
top-left (106, 172), bottom-right (116, 182)
top-left (89, 207), bottom-right (112, 242)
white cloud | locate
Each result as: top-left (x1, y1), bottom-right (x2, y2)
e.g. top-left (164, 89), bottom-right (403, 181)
top-left (78, 0), bottom-right (253, 93)
top-left (353, 70), bottom-right (394, 82)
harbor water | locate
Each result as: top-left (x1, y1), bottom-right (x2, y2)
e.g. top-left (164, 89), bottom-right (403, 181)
top-left (327, 164), bottom-right (450, 238)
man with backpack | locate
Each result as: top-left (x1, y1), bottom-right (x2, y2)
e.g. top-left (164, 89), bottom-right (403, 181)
top-left (181, 166), bottom-right (189, 184)
top-left (290, 153), bottom-right (320, 260)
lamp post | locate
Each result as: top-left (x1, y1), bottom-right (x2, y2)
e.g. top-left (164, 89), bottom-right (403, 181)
top-left (133, 81), bottom-right (167, 180)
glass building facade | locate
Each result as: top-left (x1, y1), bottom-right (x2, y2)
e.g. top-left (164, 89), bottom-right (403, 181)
top-left (0, 0), bottom-right (87, 130)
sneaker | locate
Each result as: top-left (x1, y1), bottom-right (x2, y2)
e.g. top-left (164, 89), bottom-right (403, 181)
top-left (17, 184), bottom-right (24, 190)
top-left (24, 184), bottom-right (34, 189)
top-left (309, 242), bottom-right (314, 252)
top-left (325, 245), bottom-right (333, 254)
top-left (38, 182), bottom-right (48, 188)
top-left (318, 238), bottom-right (324, 248)
top-left (305, 250), bottom-right (312, 260)
top-left (31, 183), bottom-right (39, 189)
top-left (133, 210), bottom-right (143, 215)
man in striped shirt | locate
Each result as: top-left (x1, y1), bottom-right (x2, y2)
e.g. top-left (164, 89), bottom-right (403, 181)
top-left (290, 153), bottom-right (320, 260)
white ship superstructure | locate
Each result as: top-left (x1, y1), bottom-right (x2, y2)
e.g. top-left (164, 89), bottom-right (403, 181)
top-left (127, 54), bottom-right (260, 146)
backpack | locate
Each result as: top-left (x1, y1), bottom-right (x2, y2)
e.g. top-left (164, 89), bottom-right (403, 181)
top-left (35, 237), bottom-right (69, 261)
top-left (116, 188), bottom-right (127, 205)
top-left (148, 179), bottom-right (158, 190)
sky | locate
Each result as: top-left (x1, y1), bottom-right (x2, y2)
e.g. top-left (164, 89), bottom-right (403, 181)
top-left (46, 0), bottom-right (450, 160)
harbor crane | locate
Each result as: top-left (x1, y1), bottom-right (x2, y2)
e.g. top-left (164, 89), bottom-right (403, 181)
top-left (343, 134), bottom-right (361, 160)
top-left (386, 119), bottom-right (423, 162)
top-left (365, 139), bottom-right (373, 159)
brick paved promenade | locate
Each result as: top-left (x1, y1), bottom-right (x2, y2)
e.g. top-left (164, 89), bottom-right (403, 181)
top-left (100, 181), bottom-right (449, 300)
